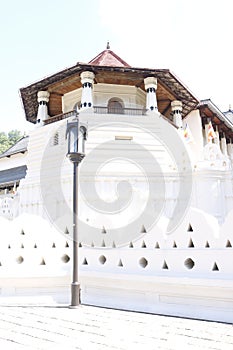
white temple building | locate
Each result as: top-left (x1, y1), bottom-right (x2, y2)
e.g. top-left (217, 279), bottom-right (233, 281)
top-left (0, 45), bottom-right (233, 323)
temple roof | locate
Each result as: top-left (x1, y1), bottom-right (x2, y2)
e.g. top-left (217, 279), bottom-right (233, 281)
top-left (0, 165), bottom-right (27, 186)
top-left (198, 99), bottom-right (233, 139)
top-left (20, 47), bottom-right (199, 123)
top-left (88, 48), bottom-right (131, 67)
top-left (223, 109), bottom-right (233, 124)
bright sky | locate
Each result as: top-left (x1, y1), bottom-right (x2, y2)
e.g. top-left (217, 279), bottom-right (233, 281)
top-left (0, 0), bottom-right (232, 133)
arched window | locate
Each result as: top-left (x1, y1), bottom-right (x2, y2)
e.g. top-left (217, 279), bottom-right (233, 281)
top-left (73, 101), bottom-right (81, 112)
top-left (107, 98), bottom-right (124, 114)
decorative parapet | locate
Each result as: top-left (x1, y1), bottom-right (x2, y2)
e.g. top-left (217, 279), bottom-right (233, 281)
top-left (44, 110), bottom-right (77, 125)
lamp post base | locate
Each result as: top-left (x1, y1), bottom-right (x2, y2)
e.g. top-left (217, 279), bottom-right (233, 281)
top-left (70, 282), bottom-right (81, 308)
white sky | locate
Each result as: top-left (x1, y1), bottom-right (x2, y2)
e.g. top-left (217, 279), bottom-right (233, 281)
top-left (0, 0), bottom-right (232, 133)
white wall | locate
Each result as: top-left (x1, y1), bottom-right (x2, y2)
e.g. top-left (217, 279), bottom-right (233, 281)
top-left (0, 206), bottom-right (233, 322)
top-left (93, 84), bottom-right (146, 109)
top-left (62, 84), bottom-right (146, 113)
top-left (62, 88), bottom-right (82, 113)
top-left (1, 108), bottom-right (233, 323)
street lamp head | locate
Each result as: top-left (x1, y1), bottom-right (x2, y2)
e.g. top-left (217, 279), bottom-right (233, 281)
top-left (66, 117), bottom-right (87, 164)
top-left (66, 117), bottom-right (79, 154)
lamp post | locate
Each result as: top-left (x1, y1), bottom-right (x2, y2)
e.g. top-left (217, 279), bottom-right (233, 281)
top-left (66, 114), bottom-right (87, 307)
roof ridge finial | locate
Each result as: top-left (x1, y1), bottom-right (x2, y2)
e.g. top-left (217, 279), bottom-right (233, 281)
top-left (106, 41), bottom-right (110, 50)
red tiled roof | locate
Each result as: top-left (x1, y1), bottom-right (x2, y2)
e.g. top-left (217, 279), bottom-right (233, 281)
top-left (88, 49), bottom-right (131, 67)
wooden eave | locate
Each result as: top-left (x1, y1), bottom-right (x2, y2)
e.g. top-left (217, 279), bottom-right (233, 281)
top-left (20, 63), bottom-right (199, 124)
top-left (198, 99), bottom-right (233, 140)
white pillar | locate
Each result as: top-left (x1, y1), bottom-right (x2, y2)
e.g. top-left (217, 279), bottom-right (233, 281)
top-left (205, 120), bottom-right (218, 144)
top-left (227, 141), bottom-right (233, 159)
top-left (80, 71), bottom-right (95, 112)
top-left (220, 134), bottom-right (228, 156)
top-left (204, 123), bottom-right (210, 144)
top-left (171, 100), bottom-right (183, 128)
top-left (213, 125), bottom-right (220, 146)
top-left (37, 91), bottom-right (50, 125)
top-left (144, 77), bottom-right (158, 112)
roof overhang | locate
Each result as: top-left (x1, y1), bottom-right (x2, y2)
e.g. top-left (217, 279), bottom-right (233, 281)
top-left (20, 63), bottom-right (199, 123)
top-left (0, 165), bottom-right (27, 186)
top-left (198, 99), bottom-right (233, 140)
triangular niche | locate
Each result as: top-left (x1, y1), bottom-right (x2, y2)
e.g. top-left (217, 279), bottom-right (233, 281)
top-left (129, 241), bottom-right (134, 248)
top-left (226, 240), bottom-right (232, 248)
top-left (188, 238), bottom-right (195, 248)
top-left (187, 224), bottom-right (193, 232)
top-left (162, 260), bottom-right (169, 270)
top-left (141, 240), bottom-right (147, 248)
top-left (173, 241), bottom-right (177, 248)
top-left (40, 258), bottom-right (46, 265)
top-left (79, 242), bottom-right (82, 248)
top-left (101, 226), bottom-right (107, 234)
top-left (82, 258), bottom-right (88, 265)
top-left (140, 225), bottom-right (147, 233)
top-left (118, 259), bottom-right (123, 267)
top-left (52, 242), bottom-right (56, 248)
top-left (155, 242), bottom-right (160, 249)
top-left (212, 262), bottom-right (219, 271)
top-left (101, 239), bottom-right (106, 247)
top-left (65, 241), bottom-right (69, 248)
top-left (205, 241), bottom-right (210, 248)
top-left (112, 241), bottom-right (116, 248)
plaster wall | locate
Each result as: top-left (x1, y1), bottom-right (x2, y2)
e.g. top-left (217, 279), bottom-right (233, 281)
top-left (62, 88), bottom-right (82, 113)
top-left (18, 112), bottom-right (182, 228)
top-left (1, 110), bottom-right (233, 323)
top-left (93, 84), bottom-right (146, 109)
top-left (10, 110), bottom-right (233, 237)
top-left (18, 120), bottom-right (72, 221)
top-left (62, 84), bottom-right (146, 113)
top-left (0, 206), bottom-right (233, 323)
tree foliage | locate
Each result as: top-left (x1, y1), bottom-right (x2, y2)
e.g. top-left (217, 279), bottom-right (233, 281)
top-left (0, 130), bottom-right (23, 154)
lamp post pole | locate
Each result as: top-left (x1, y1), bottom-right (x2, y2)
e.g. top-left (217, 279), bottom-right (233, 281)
top-left (71, 158), bottom-right (79, 307)
top-left (66, 115), bottom-right (86, 308)
top-left (70, 154), bottom-right (84, 307)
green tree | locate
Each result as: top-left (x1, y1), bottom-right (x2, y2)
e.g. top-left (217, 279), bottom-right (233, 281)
top-left (0, 132), bottom-right (10, 154)
top-left (0, 130), bottom-right (23, 154)
top-left (8, 130), bottom-right (22, 147)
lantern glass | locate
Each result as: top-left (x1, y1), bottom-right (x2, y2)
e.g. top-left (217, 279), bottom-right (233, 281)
top-left (67, 119), bottom-right (79, 154)
top-left (79, 125), bottom-right (87, 153)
